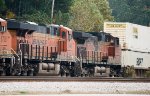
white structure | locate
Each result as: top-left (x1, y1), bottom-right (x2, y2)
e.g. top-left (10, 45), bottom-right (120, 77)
top-left (104, 22), bottom-right (150, 70)
top-left (104, 22), bottom-right (150, 51)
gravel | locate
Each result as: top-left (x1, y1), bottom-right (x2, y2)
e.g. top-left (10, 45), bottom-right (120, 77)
top-left (0, 82), bottom-right (150, 95)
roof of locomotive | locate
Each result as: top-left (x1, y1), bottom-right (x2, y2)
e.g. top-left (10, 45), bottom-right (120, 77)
top-left (88, 31), bottom-right (110, 36)
top-left (0, 18), bottom-right (6, 22)
top-left (0, 18), bottom-right (7, 26)
top-left (73, 31), bottom-right (92, 39)
top-left (88, 31), bottom-right (115, 41)
top-left (7, 19), bottom-right (38, 31)
top-left (60, 25), bottom-right (72, 32)
top-left (7, 19), bottom-right (49, 33)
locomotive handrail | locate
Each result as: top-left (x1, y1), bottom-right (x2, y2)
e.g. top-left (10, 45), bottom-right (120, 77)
top-left (74, 56), bottom-right (80, 62)
top-left (18, 42), bottom-right (29, 67)
top-left (11, 48), bottom-right (20, 59)
top-left (64, 53), bottom-right (81, 63)
top-left (19, 43), bottom-right (28, 67)
top-left (11, 48), bottom-right (22, 68)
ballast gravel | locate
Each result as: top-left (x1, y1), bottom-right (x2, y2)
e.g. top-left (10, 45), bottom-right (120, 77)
top-left (0, 82), bottom-right (150, 95)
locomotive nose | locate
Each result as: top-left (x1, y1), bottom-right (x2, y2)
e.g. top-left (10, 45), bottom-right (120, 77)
top-left (0, 18), bottom-right (11, 56)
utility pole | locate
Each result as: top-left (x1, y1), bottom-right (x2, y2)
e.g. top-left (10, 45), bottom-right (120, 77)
top-left (18, 0), bottom-right (21, 20)
top-left (51, 0), bottom-right (55, 23)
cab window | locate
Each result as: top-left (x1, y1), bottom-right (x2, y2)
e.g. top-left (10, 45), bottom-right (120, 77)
top-left (62, 31), bottom-right (66, 39)
top-left (47, 28), bottom-right (50, 34)
top-left (68, 32), bottom-right (72, 40)
top-left (0, 26), bottom-right (2, 31)
top-left (54, 27), bottom-right (57, 35)
top-left (50, 27), bottom-right (59, 36)
top-left (4, 26), bottom-right (6, 32)
top-left (50, 27), bottom-right (54, 36)
top-left (57, 29), bottom-right (60, 36)
top-left (0, 26), bottom-right (6, 32)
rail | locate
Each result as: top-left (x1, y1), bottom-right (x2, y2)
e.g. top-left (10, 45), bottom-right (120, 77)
top-left (0, 76), bottom-right (149, 82)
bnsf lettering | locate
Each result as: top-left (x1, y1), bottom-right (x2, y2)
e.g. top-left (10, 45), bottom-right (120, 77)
top-left (136, 58), bottom-right (143, 65)
top-left (32, 39), bottom-right (46, 45)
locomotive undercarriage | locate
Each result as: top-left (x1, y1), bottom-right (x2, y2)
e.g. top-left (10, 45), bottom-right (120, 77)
top-left (81, 61), bottom-right (122, 77)
top-left (0, 56), bottom-right (82, 77)
top-left (80, 63), bottom-right (122, 77)
top-left (0, 57), bottom-right (34, 76)
top-left (0, 54), bottom-right (122, 77)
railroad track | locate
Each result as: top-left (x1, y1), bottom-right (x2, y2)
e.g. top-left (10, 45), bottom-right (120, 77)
top-left (0, 76), bottom-right (150, 82)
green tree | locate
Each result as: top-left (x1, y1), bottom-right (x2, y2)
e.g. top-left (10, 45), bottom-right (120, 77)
top-left (0, 0), bottom-right (6, 17)
top-left (22, 10), bottom-right (51, 24)
top-left (2, 0), bottom-right (114, 28)
top-left (3, 0), bottom-right (73, 25)
top-left (68, 0), bottom-right (113, 32)
top-left (109, 0), bottom-right (131, 22)
top-left (109, 0), bottom-right (150, 26)
top-left (53, 0), bottom-right (73, 26)
top-left (129, 0), bottom-right (150, 26)
top-left (55, 0), bottom-right (73, 13)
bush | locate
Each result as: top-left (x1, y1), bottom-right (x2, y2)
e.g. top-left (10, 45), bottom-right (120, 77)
top-left (145, 70), bottom-right (150, 78)
top-left (123, 66), bottom-right (136, 78)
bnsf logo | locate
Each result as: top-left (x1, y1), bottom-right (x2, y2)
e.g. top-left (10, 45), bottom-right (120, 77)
top-left (136, 58), bottom-right (143, 65)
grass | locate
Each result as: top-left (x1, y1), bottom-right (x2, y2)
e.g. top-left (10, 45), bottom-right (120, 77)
top-left (126, 90), bottom-right (150, 94)
top-left (19, 91), bottom-right (28, 94)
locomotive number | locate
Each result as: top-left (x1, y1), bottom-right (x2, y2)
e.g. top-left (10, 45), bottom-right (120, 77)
top-left (136, 58), bottom-right (143, 65)
top-left (32, 39), bottom-right (46, 45)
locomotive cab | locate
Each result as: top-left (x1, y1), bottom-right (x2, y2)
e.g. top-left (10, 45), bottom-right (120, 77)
top-left (0, 19), bottom-right (19, 75)
top-left (58, 26), bottom-right (76, 61)
top-left (0, 18), bottom-right (10, 52)
top-left (0, 18), bottom-right (7, 32)
top-left (0, 18), bottom-right (12, 57)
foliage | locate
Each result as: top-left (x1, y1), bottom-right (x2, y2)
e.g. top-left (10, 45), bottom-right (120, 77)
top-left (4, 0), bottom-right (52, 16)
top-left (145, 70), bottom-right (150, 78)
top-left (68, 0), bottom-right (113, 32)
top-left (109, 0), bottom-right (150, 26)
top-left (2, 0), bottom-right (113, 31)
top-left (0, 0), bottom-right (7, 17)
top-left (53, 0), bottom-right (73, 26)
top-left (123, 66), bottom-right (136, 77)
top-left (3, 0), bottom-right (74, 24)
top-left (6, 11), bottom-right (15, 19)
top-left (4, 0), bottom-right (53, 24)
top-left (22, 11), bottom-right (51, 24)
top-left (55, 0), bottom-right (73, 13)
top-left (54, 11), bottom-right (70, 26)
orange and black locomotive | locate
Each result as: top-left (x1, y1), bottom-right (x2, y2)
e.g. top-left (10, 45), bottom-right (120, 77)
top-left (0, 18), bottom-right (122, 77)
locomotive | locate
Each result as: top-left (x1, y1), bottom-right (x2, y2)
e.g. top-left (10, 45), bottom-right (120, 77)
top-left (0, 18), bottom-right (122, 77)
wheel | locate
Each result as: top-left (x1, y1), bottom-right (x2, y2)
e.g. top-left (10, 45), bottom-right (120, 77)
top-left (73, 62), bottom-right (82, 77)
top-left (0, 70), bottom-right (5, 76)
top-left (85, 74), bottom-right (88, 77)
top-left (5, 67), bottom-right (11, 76)
top-left (21, 71), bottom-right (27, 76)
top-left (66, 73), bottom-right (70, 77)
top-left (27, 69), bottom-right (34, 76)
